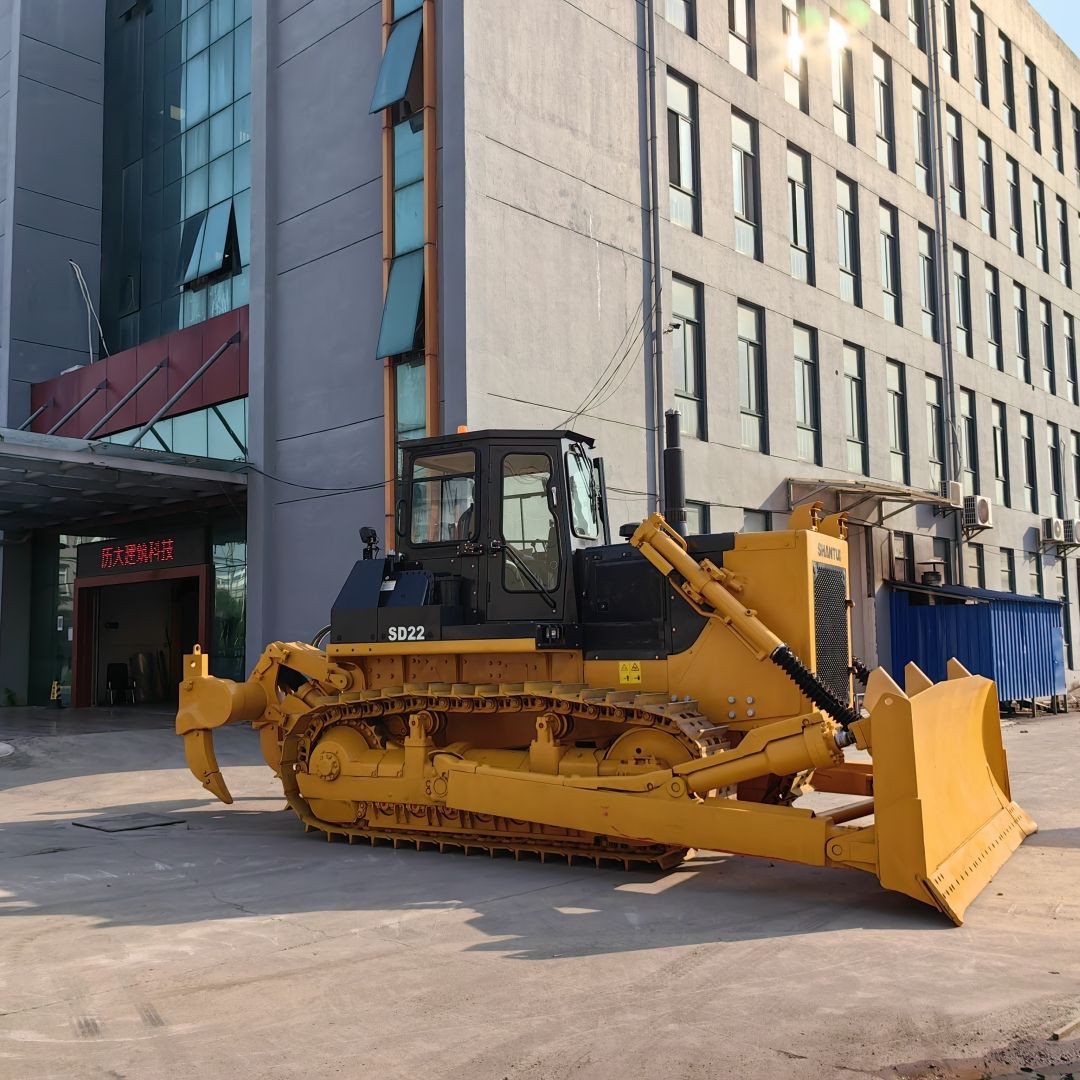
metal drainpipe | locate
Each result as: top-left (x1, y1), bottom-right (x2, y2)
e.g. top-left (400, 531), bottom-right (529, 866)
top-left (926, 0), bottom-right (965, 585)
top-left (645, 0), bottom-right (666, 514)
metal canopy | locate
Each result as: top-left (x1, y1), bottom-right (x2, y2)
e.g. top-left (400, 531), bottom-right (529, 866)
top-left (786, 476), bottom-right (955, 525)
top-left (0, 427), bottom-right (246, 533)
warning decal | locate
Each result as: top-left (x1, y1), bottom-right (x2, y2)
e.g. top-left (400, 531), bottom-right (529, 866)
top-left (618, 661), bottom-right (642, 685)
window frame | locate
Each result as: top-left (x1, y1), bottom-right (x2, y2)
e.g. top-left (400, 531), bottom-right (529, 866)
top-left (793, 323), bottom-right (820, 465)
top-left (836, 174), bottom-right (861, 307)
top-left (886, 359), bottom-right (909, 485)
top-left (738, 301), bottom-right (768, 453)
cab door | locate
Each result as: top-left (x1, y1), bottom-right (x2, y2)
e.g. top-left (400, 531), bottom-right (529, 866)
top-left (483, 445), bottom-right (565, 623)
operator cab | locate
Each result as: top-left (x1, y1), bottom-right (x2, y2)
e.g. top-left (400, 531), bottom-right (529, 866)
top-left (330, 430), bottom-right (609, 646)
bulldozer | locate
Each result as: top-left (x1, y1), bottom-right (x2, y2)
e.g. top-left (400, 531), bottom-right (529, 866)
top-left (177, 426), bottom-right (1035, 924)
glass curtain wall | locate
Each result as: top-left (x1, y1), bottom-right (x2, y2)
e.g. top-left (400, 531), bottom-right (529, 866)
top-left (101, 0), bottom-right (253, 352)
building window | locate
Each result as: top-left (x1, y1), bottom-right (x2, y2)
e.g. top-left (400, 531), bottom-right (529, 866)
top-left (977, 133), bottom-right (995, 237)
top-left (782, 0), bottom-right (808, 112)
top-left (873, 49), bottom-right (894, 170)
top-left (672, 277), bottom-right (705, 438)
top-left (945, 108), bottom-right (965, 217)
top-left (793, 323), bottom-right (820, 464)
top-left (918, 224), bottom-right (938, 341)
top-left (1073, 431), bottom-right (1080, 517)
top-left (1057, 196), bottom-right (1072, 287)
top-left (892, 531), bottom-right (914, 582)
top-left (1024, 57), bottom-right (1041, 153)
top-left (926, 374), bottom-right (945, 492)
top-left (1000, 33), bottom-right (1016, 132)
top-left (394, 355), bottom-right (427, 472)
top-left (1026, 551), bottom-right (1044, 597)
top-left (1000, 547), bottom-right (1016, 592)
top-left (666, 0), bottom-right (696, 36)
top-left (844, 343), bottom-right (867, 475)
top-left (887, 359), bottom-right (909, 484)
top-left (960, 387), bottom-right (978, 496)
top-left (1021, 411), bottom-right (1038, 512)
top-left (831, 19), bottom-right (855, 144)
top-left (729, 0), bottom-right (756, 78)
top-left (879, 201), bottom-right (901, 325)
top-left (1066, 313), bottom-right (1078, 406)
top-left (908, 0), bottom-right (926, 51)
top-left (985, 264), bottom-right (1003, 370)
top-left (742, 509), bottom-right (771, 532)
top-left (912, 80), bottom-right (932, 195)
top-left (965, 543), bottom-right (985, 589)
top-left (868, 0), bottom-right (889, 15)
top-left (1061, 564), bottom-right (1073, 668)
top-left (1048, 421), bottom-right (1065, 518)
top-left (1074, 106), bottom-right (1080, 187)
top-left (667, 73), bottom-right (700, 233)
top-left (1050, 83), bottom-right (1064, 173)
top-left (685, 500), bottom-right (710, 533)
top-left (836, 176), bottom-right (861, 306)
top-left (1014, 282), bottom-right (1030, 383)
top-left (787, 146), bottom-right (814, 283)
top-left (1006, 156), bottom-right (1023, 255)
top-left (971, 5), bottom-right (988, 106)
top-left (738, 302), bottom-right (767, 452)
top-left (941, 0), bottom-right (958, 80)
top-left (933, 537), bottom-right (955, 585)
top-left (377, 249), bottom-right (425, 358)
top-left (952, 246), bottom-right (972, 357)
top-left (992, 400), bottom-right (1011, 507)
top-left (731, 111), bottom-right (760, 260)
top-left (1040, 298), bottom-right (1056, 395)
top-left (1033, 178), bottom-right (1049, 272)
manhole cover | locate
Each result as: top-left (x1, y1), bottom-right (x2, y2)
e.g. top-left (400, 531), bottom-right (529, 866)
top-left (72, 813), bottom-right (184, 833)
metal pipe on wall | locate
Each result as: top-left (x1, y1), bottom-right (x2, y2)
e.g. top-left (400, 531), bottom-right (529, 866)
top-left (645, 0), bottom-right (665, 515)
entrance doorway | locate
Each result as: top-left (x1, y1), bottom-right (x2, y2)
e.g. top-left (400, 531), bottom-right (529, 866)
top-left (72, 566), bottom-right (209, 708)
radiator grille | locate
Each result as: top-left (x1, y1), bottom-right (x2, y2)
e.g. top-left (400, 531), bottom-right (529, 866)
top-left (813, 562), bottom-right (851, 706)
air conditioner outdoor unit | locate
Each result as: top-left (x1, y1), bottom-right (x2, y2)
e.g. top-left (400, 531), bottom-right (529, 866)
top-left (963, 494), bottom-right (993, 529)
top-left (1043, 517), bottom-right (1066, 543)
top-left (1065, 519), bottom-right (1080, 544)
top-left (939, 480), bottom-right (963, 508)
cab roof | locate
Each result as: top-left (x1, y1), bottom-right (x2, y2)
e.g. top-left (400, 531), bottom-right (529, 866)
top-left (400, 429), bottom-right (595, 449)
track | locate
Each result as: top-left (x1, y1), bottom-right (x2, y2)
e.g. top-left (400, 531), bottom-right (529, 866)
top-left (269, 683), bottom-right (730, 870)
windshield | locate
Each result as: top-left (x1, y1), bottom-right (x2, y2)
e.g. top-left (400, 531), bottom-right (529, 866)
top-left (501, 453), bottom-right (560, 592)
top-left (410, 450), bottom-right (476, 544)
top-left (566, 446), bottom-right (600, 539)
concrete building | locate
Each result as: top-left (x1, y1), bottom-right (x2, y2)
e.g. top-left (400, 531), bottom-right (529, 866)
top-left (0, 0), bottom-right (1077, 705)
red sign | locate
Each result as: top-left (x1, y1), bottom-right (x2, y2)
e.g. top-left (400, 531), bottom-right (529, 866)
top-left (100, 538), bottom-right (175, 570)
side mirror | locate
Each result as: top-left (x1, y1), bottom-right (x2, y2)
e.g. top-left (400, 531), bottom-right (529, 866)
top-left (618, 522), bottom-right (637, 540)
top-left (395, 499), bottom-right (407, 539)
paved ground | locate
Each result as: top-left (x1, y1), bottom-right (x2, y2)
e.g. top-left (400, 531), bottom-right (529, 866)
top-left (0, 706), bottom-right (1078, 1080)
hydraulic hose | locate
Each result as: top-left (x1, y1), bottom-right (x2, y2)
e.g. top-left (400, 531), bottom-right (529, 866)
top-left (769, 644), bottom-right (862, 730)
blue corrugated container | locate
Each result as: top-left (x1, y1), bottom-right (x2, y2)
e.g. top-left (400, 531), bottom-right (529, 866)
top-left (888, 583), bottom-right (1065, 701)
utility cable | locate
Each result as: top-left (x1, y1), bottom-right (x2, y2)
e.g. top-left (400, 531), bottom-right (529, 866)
top-left (69, 260), bottom-right (110, 363)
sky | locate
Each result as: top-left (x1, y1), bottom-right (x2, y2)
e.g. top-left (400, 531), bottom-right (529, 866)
top-left (1029, 0), bottom-right (1080, 60)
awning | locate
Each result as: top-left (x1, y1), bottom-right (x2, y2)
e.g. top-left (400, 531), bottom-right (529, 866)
top-left (369, 10), bottom-right (422, 113)
top-left (0, 428), bottom-right (246, 533)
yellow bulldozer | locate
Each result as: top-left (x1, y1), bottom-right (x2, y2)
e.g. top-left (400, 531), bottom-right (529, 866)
top-left (177, 427), bottom-right (1035, 924)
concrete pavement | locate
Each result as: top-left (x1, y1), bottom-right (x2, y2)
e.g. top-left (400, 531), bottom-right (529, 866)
top-left (0, 706), bottom-right (1078, 1080)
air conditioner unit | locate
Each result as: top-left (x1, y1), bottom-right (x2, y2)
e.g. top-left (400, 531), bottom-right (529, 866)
top-left (1043, 517), bottom-right (1066, 543)
top-left (963, 494), bottom-right (993, 529)
top-left (1065, 519), bottom-right (1080, 544)
top-left (939, 480), bottom-right (963, 507)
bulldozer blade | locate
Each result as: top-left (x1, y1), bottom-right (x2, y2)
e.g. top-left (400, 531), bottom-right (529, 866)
top-left (183, 730), bottom-right (233, 805)
top-left (868, 669), bottom-right (1035, 924)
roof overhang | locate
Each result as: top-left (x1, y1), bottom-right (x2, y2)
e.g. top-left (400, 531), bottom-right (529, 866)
top-left (0, 427), bottom-right (247, 534)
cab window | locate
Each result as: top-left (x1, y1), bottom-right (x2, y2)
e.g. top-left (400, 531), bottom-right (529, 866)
top-left (501, 453), bottom-right (560, 591)
top-left (566, 447), bottom-right (600, 539)
top-left (410, 450), bottom-right (476, 544)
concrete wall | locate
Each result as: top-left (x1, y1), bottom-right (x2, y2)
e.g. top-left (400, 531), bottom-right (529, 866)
top-left (0, 0), bottom-right (104, 705)
top-left (247, 2), bottom-right (467, 657)
top-left (459, 0), bottom-right (1080, 677)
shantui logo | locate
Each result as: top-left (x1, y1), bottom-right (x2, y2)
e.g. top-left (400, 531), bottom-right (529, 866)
top-left (100, 539), bottom-right (175, 570)
top-left (816, 542), bottom-right (843, 562)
